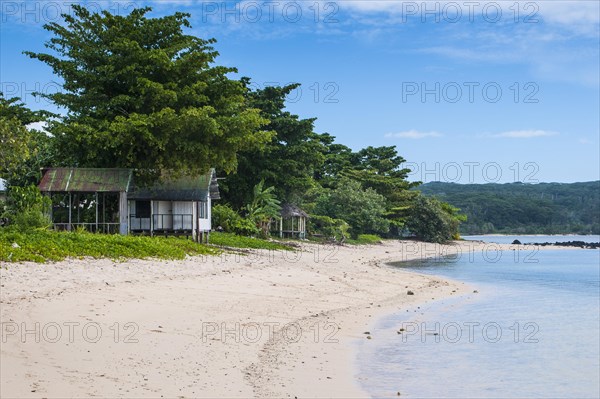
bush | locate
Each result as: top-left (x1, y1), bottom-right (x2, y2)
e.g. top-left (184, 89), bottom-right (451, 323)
top-left (231, 217), bottom-right (260, 236)
top-left (208, 232), bottom-right (292, 251)
top-left (2, 185), bottom-right (51, 231)
top-left (405, 195), bottom-right (463, 243)
top-left (308, 214), bottom-right (349, 241)
top-left (212, 204), bottom-right (259, 236)
top-left (314, 178), bottom-right (389, 238)
top-left (212, 204), bottom-right (240, 231)
top-left (347, 234), bottom-right (382, 245)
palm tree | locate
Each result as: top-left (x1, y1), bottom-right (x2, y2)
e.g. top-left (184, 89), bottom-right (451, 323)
top-left (245, 180), bottom-right (281, 237)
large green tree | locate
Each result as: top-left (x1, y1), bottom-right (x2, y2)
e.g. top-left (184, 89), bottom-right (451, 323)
top-left (0, 94), bottom-right (53, 125)
top-left (0, 117), bottom-right (31, 180)
top-left (219, 82), bottom-right (328, 208)
top-left (25, 6), bottom-right (271, 183)
top-left (405, 194), bottom-right (465, 243)
top-left (314, 178), bottom-right (390, 238)
top-left (245, 180), bottom-right (281, 237)
top-left (343, 146), bottom-right (415, 198)
top-left (314, 144), bottom-right (419, 235)
top-left (313, 133), bottom-right (353, 189)
top-left (0, 94), bottom-right (52, 182)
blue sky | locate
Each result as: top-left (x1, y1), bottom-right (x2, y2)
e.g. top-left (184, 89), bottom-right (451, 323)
top-left (1, 0), bottom-right (599, 183)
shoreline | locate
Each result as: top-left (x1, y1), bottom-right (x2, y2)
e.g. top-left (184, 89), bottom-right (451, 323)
top-left (0, 240), bottom-right (575, 398)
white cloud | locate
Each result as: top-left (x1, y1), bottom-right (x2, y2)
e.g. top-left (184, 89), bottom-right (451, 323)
top-left (578, 138), bottom-right (593, 144)
top-left (537, 1), bottom-right (600, 28)
top-left (491, 130), bottom-right (558, 138)
top-left (340, 0), bottom-right (600, 26)
top-left (385, 130), bottom-right (442, 139)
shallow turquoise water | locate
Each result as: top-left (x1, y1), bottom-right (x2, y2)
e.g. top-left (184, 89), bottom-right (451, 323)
top-left (356, 238), bottom-right (600, 398)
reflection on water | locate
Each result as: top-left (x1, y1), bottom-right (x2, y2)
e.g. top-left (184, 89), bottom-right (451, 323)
top-left (357, 242), bottom-right (600, 398)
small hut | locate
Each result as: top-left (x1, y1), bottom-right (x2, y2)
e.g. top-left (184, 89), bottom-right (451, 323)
top-left (128, 170), bottom-right (219, 242)
top-left (38, 167), bottom-right (219, 241)
top-left (278, 204), bottom-right (308, 239)
top-left (38, 168), bottom-right (132, 234)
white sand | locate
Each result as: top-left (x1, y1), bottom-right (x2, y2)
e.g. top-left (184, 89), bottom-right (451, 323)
top-left (0, 240), bottom-right (557, 398)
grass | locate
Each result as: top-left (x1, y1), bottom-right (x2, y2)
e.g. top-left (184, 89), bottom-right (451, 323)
top-left (0, 229), bottom-right (220, 263)
top-left (346, 234), bottom-right (383, 245)
top-left (0, 228), bottom-right (295, 263)
top-left (208, 232), bottom-right (293, 251)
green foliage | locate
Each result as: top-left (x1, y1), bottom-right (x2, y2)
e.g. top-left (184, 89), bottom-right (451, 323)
top-left (7, 130), bottom-right (56, 188)
top-left (0, 230), bottom-right (219, 263)
top-left (405, 195), bottom-right (463, 243)
top-left (212, 204), bottom-right (240, 231)
top-left (245, 180), bottom-right (281, 237)
top-left (0, 93), bottom-right (53, 125)
top-left (314, 135), bottom-right (353, 189)
top-left (26, 6), bottom-right (271, 183)
top-left (0, 117), bottom-right (31, 180)
top-left (346, 234), bottom-right (383, 245)
top-left (211, 204), bottom-right (260, 236)
top-left (308, 214), bottom-right (349, 241)
top-left (220, 83), bottom-right (326, 207)
top-left (208, 232), bottom-right (292, 251)
top-left (230, 218), bottom-right (261, 237)
top-left (215, 83), bottom-right (452, 241)
top-left (2, 185), bottom-right (51, 231)
top-left (212, 181), bottom-right (281, 241)
top-left (418, 181), bottom-right (600, 234)
top-left (0, 93), bottom-right (55, 185)
top-left (315, 178), bottom-right (390, 238)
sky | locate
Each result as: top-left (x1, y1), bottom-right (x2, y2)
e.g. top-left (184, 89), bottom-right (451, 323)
top-left (1, 0), bottom-right (599, 183)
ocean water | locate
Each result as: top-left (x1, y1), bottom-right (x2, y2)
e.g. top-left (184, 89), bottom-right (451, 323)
top-left (463, 234), bottom-right (600, 245)
top-left (356, 236), bottom-right (600, 398)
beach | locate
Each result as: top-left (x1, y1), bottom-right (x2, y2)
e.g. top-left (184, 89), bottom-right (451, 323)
top-left (0, 240), bottom-right (565, 398)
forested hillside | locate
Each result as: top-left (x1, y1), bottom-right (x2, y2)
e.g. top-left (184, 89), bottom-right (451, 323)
top-left (418, 181), bottom-right (600, 235)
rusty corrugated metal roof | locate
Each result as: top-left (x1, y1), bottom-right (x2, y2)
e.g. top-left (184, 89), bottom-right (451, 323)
top-left (38, 168), bottom-right (220, 200)
top-left (39, 168), bottom-right (133, 193)
top-left (129, 169), bottom-right (219, 201)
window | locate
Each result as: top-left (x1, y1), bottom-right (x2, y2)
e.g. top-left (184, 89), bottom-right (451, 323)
top-left (135, 201), bottom-right (151, 218)
top-left (199, 201), bottom-right (208, 219)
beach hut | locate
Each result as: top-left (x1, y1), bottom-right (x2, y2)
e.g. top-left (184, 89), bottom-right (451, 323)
top-left (278, 204), bottom-right (308, 239)
top-left (38, 168), bottom-right (132, 234)
top-left (128, 170), bottom-right (219, 242)
top-left (38, 167), bottom-right (219, 241)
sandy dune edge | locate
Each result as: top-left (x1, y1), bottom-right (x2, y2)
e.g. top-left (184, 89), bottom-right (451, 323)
top-left (1, 240), bottom-right (528, 398)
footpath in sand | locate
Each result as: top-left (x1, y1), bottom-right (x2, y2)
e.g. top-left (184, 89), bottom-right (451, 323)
top-left (1, 240), bottom-right (514, 398)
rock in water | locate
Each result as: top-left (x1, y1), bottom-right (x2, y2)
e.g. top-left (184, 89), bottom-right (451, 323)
top-left (512, 239), bottom-right (522, 245)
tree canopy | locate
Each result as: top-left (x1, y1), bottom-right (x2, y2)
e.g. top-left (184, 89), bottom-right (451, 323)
top-left (4, 6), bottom-right (467, 242)
top-left (25, 6), bottom-right (272, 183)
top-left (314, 178), bottom-right (390, 238)
top-left (219, 82), bottom-right (327, 208)
top-left (0, 93), bottom-right (52, 182)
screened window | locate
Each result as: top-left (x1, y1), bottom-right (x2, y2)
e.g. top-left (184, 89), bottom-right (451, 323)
top-left (135, 201), bottom-right (151, 218)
